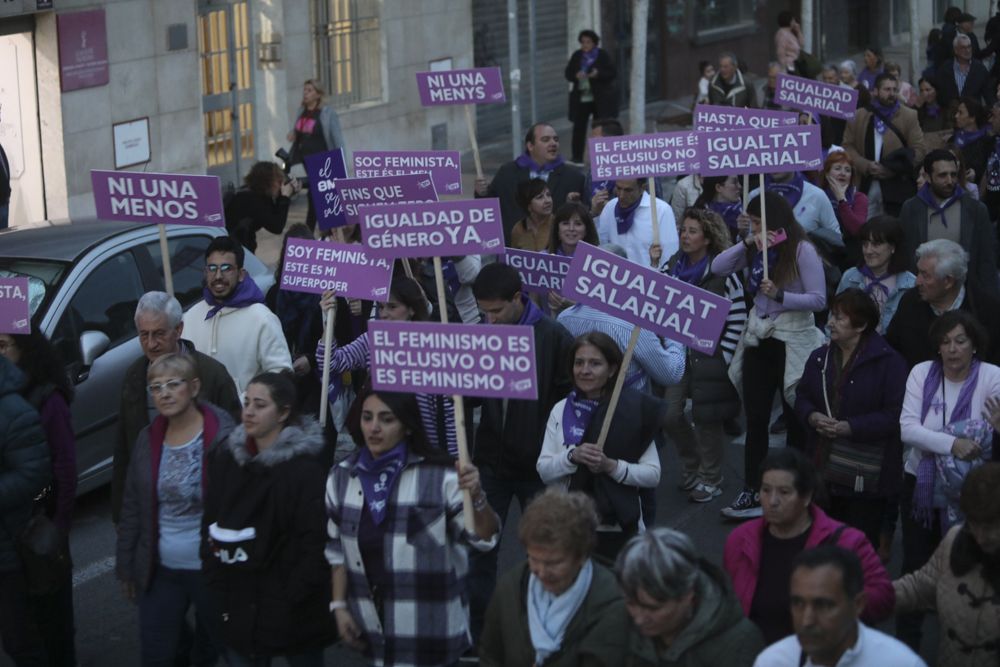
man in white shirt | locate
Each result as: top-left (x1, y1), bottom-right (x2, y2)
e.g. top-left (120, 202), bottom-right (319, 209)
top-left (754, 546), bottom-right (925, 667)
top-left (597, 179), bottom-right (678, 269)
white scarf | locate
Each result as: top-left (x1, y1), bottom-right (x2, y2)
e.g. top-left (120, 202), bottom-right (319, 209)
top-left (527, 558), bottom-right (594, 665)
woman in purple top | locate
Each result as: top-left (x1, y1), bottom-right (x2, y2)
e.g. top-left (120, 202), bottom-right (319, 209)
top-left (711, 192), bottom-right (827, 521)
top-left (858, 47), bottom-right (884, 91)
top-left (0, 329), bottom-right (77, 666)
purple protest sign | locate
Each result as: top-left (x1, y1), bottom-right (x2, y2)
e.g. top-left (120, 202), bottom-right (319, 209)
top-left (693, 104), bottom-right (799, 132)
top-left (0, 278), bottom-right (30, 335)
top-left (697, 125), bottom-right (823, 176)
top-left (304, 149), bottom-right (349, 230)
top-left (588, 131), bottom-right (700, 180)
top-left (561, 243), bottom-right (730, 353)
top-left (353, 151), bottom-right (462, 194)
top-left (91, 171), bottom-right (224, 227)
top-left (334, 173), bottom-right (438, 225)
top-left (502, 249), bottom-right (571, 294)
top-left (369, 320), bottom-right (537, 399)
top-left (359, 199), bottom-right (504, 258)
top-left (280, 239), bottom-right (393, 301)
top-left (415, 67), bottom-right (506, 106)
top-left (775, 74), bottom-right (859, 120)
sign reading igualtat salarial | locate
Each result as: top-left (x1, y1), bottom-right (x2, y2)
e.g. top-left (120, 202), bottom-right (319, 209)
top-left (368, 320), bottom-right (538, 399)
top-left (0, 278), bottom-right (30, 335)
top-left (775, 73), bottom-right (859, 120)
top-left (588, 131), bottom-right (700, 180)
top-left (359, 199), bottom-right (504, 257)
top-left (502, 248), bottom-right (571, 294)
top-left (693, 104), bottom-right (799, 131)
top-left (561, 243), bottom-right (730, 354)
top-left (415, 67), bottom-right (506, 106)
top-left (91, 171), bottom-right (224, 227)
top-left (697, 124), bottom-right (823, 176)
top-left (280, 239), bottom-right (393, 301)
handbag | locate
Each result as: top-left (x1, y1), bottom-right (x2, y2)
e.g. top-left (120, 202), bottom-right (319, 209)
top-left (819, 348), bottom-right (883, 494)
top-left (16, 489), bottom-right (72, 596)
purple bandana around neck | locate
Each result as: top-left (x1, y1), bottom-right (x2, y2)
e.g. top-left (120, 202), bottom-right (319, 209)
top-left (923, 103), bottom-right (941, 119)
top-left (870, 99), bottom-right (901, 134)
top-left (765, 172), bottom-right (805, 209)
top-left (562, 390), bottom-right (599, 447)
top-left (580, 47), bottom-right (599, 73)
top-left (917, 183), bottom-right (965, 226)
top-left (517, 293), bottom-right (544, 326)
top-left (515, 152), bottom-right (565, 177)
top-left (202, 278), bottom-right (265, 319)
top-left (858, 263), bottom-right (891, 303)
top-left (670, 253), bottom-right (710, 285)
top-left (356, 441), bottom-right (408, 526)
top-left (748, 246), bottom-right (780, 297)
top-left (708, 200), bottom-right (742, 235)
top-left (614, 195), bottom-right (643, 235)
top-left (952, 127), bottom-right (989, 147)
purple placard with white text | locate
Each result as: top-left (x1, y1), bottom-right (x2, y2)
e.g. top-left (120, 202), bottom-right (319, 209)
top-left (697, 125), bottom-right (823, 176)
top-left (334, 173), bottom-right (438, 225)
top-left (502, 249), bottom-right (571, 294)
top-left (369, 320), bottom-right (537, 399)
top-left (91, 171), bottom-right (224, 227)
top-left (561, 243), bottom-right (730, 354)
top-left (280, 239), bottom-right (392, 301)
top-left (415, 67), bottom-right (506, 106)
top-left (353, 151), bottom-right (463, 194)
top-left (0, 278), bottom-right (30, 335)
top-left (588, 131), bottom-right (700, 180)
top-left (693, 104), bottom-right (799, 132)
top-left (304, 149), bottom-right (349, 231)
top-left (775, 74), bottom-right (859, 120)
top-left (359, 199), bottom-right (504, 258)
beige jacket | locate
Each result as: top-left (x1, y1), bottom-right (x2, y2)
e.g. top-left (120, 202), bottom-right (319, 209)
top-left (843, 104), bottom-right (926, 178)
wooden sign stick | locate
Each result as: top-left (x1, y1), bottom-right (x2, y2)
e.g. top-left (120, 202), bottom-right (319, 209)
top-left (159, 225), bottom-right (174, 296)
top-left (464, 105), bottom-right (484, 180)
top-left (647, 177), bottom-right (659, 268)
top-left (595, 326), bottom-right (642, 451)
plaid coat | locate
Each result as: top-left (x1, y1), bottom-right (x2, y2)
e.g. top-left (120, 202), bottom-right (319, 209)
top-left (325, 450), bottom-right (499, 667)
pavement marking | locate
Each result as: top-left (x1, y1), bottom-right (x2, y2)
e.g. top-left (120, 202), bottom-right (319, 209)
top-left (73, 556), bottom-right (115, 587)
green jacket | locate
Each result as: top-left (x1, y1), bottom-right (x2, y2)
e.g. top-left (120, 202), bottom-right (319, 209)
top-left (480, 560), bottom-right (623, 667)
top-left (578, 561), bottom-right (764, 667)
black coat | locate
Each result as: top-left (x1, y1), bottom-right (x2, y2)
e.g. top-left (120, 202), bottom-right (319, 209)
top-left (564, 48), bottom-right (618, 120)
top-left (933, 59), bottom-right (995, 109)
top-left (479, 161), bottom-right (588, 241)
top-left (953, 132), bottom-right (994, 183)
top-left (224, 188), bottom-right (291, 253)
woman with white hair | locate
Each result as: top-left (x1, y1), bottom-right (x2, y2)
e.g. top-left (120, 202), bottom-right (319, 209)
top-left (577, 528), bottom-right (764, 666)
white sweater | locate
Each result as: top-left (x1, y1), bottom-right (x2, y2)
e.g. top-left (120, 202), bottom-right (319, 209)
top-left (899, 360), bottom-right (1000, 475)
top-left (182, 300), bottom-right (292, 396)
top-left (597, 192), bottom-right (679, 270)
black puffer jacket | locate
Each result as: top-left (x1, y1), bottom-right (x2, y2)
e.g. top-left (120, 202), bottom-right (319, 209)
top-left (201, 418), bottom-right (334, 658)
top-left (0, 357), bottom-right (50, 572)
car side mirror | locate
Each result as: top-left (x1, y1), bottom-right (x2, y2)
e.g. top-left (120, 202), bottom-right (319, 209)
top-left (80, 330), bottom-right (110, 368)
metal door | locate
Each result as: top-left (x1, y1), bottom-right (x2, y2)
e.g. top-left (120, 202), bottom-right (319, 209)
top-left (197, 1), bottom-right (254, 191)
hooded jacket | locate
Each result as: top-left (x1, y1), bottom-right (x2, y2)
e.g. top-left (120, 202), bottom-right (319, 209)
top-left (578, 561), bottom-right (765, 667)
top-left (0, 357), bottom-right (50, 572)
top-left (201, 417), bottom-right (334, 657)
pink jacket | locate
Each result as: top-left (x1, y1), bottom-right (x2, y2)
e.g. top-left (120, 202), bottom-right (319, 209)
top-left (775, 27), bottom-right (802, 70)
top-left (723, 505), bottom-right (894, 623)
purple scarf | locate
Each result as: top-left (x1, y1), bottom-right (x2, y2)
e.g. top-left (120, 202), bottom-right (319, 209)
top-left (765, 172), bottom-right (805, 209)
top-left (515, 152), bottom-right (565, 177)
top-left (202, 278), bottom-right (265, 320)
top-left (870, 98), bottom-right (901, 134)
top-left (708, 200), bottom-right (742, 236)
top-left (917, 182), bottom-right (965, 226)
top-left (356, 441), bottom-right (407, 526)
top-left (518, 294), bottom-right (544, 326)
top-left (952, 127), bottom-right (989, 147)
top-left (922, 103), bottom-right (941, 119)
top-left (614, 196), bottom-right (642, 235)
top-left (562, 390), bottom-right (599, 446)
top-left (579, 48), bottom-right (599, 73)
top-left (858, 264), bottom-right (891, 302)
top-left (913, 359), bottom-right (982, 528)
top-left (747, 246), bottom-right (779, 297)
top-left (670, 253), bottom-right (710, 285)
top-left (441, 260), bottom-right (461, 296)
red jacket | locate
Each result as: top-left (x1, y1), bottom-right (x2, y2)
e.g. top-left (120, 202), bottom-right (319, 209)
top-left (723, 504), bottom-right (894, 624)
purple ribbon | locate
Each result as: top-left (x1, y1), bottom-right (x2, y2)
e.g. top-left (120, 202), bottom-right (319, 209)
top-left (562, 390), bottom-right (599, 447)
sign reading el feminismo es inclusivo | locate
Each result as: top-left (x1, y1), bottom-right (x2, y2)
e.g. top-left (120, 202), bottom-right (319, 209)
top-left (415, 67), bottom-right (507, 106)
top-left (353, 151), bottom-right (463, 194)
top-left (0, 278), bottom-right (30, 335)
top-left (91, 171), bottom-right (224, 226)
top-left (696, 124), bottom-right (823, 176)
top-left (333, 173), bottom-right (439, 225)
top-left (280, 239), bottom-right (392, 301)
top-left (502, 249), bottom-right (571, 294)
top-left (588, 131), bottom-right (700, 180)
top-left (562, 243), bottom-right (731, 354)
top-left (774, 73), bottom-right (859, 120)
top-left (359, 199), bottom-right (504, 257)
top-left (368, 320), bottom-right (538, 400)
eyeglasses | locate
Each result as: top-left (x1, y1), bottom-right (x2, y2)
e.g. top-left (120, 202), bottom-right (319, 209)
top-left (205, 263), bottom-right (236, 275)
top-left (147, 379), bottom-right (188, 396)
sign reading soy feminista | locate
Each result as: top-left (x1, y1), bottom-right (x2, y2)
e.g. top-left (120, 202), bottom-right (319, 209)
top-left (561, 243), bottom-right (730, 354)
top-left (353, 150), bottom-right (462, 194)
top-left (91, 171), bottom-right (224, 227)
top-left (304, 148), bottom-right (349, 230)
top-left (359, 199), bottom-right (504, 257)
top-left (503, 248), bottom-right (571, 294)
top-left (369, 320), bottom-right (538, 399)
top-left (589, 131), bottom-right (700, 180)
top-left (280, 239), bottom-right (392, 301)
top-left (415, 67), bottom-right (506, 106)
top-left (0, 278), bottom-right (30, 334)
top-left (775, 73), bottom-right (859, 120)
top-left (334, 173), bottom-right (438, 225)
top-left (697, 125), bottom-right (823, 176)
top-left (693, 104), bottom-right (799, 132)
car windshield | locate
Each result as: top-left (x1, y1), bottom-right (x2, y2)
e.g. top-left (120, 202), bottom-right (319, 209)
top-left (0, 259), bottom-right (68, 317)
